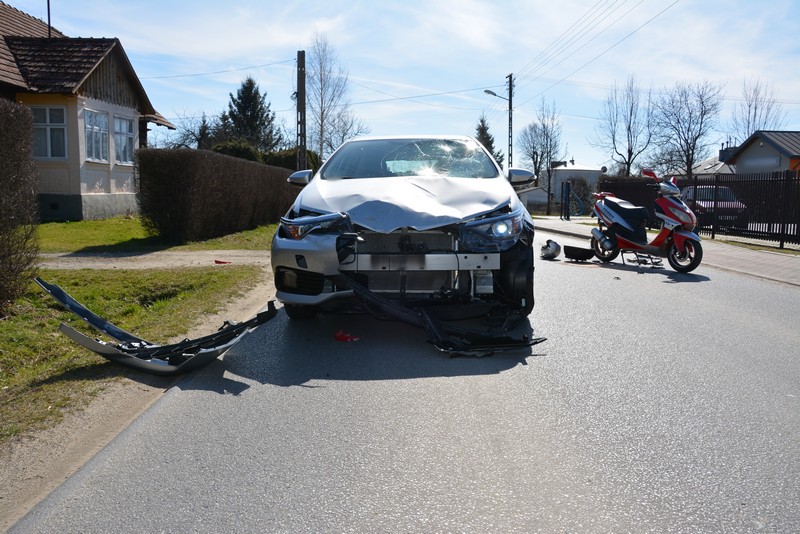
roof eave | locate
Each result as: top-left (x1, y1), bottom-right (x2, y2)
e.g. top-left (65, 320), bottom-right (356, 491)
top-left (142, 111), bottom-right (176, 130)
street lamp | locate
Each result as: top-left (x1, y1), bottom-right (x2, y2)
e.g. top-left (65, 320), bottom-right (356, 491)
top-left (483, 73), bottom-right (513, 172)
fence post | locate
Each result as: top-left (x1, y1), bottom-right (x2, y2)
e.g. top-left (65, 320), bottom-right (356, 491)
top-left (779, 169), bottom-right (792, 249)
top-left (692, 175), bottom-right (700, 236)
top-left (710, 174), bottom-right (719, 240)
top-left (560, 181), bottom-right (571, 221)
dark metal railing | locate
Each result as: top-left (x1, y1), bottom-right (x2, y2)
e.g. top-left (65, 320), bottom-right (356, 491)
top-left (597, 170), bottom-right (800, 248)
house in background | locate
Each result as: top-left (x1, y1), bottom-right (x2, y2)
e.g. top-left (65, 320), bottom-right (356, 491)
top-left (0, 2), bottom-right (174, 221)
top-left (688, 145), bottom-right (735, 179)
top-left (721, 131), bottom-right (800, 174)
top-left (523, 159), bottom-right (606, 210)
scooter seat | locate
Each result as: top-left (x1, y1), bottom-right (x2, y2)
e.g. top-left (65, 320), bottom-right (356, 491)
top-left (604, 196), bottom-right (650, 224)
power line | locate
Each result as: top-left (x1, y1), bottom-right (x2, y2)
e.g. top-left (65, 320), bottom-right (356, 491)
top-left (516, 0), bottom-right (644, 94)
top-left (486, 1), bottom-right (639, 126)
top-left (515, 0), bottom-right (627, 87)
top-left (141, 59), bottom-right (295, 80)
top-left (518, 0), bottom-right (680, 108)
top-left (348, 82), bottom-right (490, 111)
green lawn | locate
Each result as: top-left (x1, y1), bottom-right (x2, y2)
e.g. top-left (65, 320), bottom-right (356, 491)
top-left (2, 218), bottom-right (275, 443)
top-left (37, 216), bottom-right (279, 253)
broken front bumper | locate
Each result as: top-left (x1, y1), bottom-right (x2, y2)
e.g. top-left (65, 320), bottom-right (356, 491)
top-left (334, 275), bottom-right (545, 357)
top-left (36, 278), bottom-right (277, 375)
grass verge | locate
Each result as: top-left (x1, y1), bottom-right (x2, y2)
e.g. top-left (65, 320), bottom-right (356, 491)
top-left (37, 217), bottom-right (278, 253)
top-left (0, 265), bottom-right (262, 444)
top-left (719, 239), bottom-right (800, 255)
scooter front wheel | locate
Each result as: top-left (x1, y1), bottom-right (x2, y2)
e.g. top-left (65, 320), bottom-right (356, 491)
top-left (591, 235), bottom-right (619, 262)
top-left (668, 239), bottom-right (703, 273)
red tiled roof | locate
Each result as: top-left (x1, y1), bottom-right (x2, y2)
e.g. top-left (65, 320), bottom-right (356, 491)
top-left (6, 37), bottom-right (117, 92)
top-left (0, 1), bottom-right (66, 88)
top-left (0, 2), bottom-right (174, 128)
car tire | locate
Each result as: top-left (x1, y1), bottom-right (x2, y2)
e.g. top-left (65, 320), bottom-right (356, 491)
top-left (283, 304), bottom-right (318, 320)
top-left (499, 240), bottom-right (534, 316)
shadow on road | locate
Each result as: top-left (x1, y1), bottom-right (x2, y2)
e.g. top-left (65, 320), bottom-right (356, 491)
top-left (179, 310), bottom-right (546, 391)
top-left (553, 257), bottom-right (712, 284)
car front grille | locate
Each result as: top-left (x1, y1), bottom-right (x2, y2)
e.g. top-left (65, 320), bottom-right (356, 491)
top-left (356, 229), bottom-right (455, 254)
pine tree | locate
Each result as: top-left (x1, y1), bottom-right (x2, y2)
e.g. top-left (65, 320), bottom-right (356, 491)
top-left (222, 76), bottom-right (283, 153)
top-left (475, 114), bottom-right (504, 167)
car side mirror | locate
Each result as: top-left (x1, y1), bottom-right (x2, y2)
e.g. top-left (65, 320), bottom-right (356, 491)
top-left (507, 167), bottom-right (538, 193)
top-left (287, 170), bottom-right (313, 187)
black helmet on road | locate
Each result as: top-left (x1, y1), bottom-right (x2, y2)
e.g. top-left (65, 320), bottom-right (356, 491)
top-left (540, 239), bottom-right (561, 260)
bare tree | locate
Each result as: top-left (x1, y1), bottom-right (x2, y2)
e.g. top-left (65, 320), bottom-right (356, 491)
top-left (307, 32), bottom-right (368, 159)
top-left (161, 112), bottom-right (217, 149)
top-left (517, 98), bottom-right (565, 214)
top-left (325, 106), bottom-right (370, 156)
top-left (590, 75), bottom-right (653, 177)
top-left (651, 81), bottom-right (723, 180)
top-left (729, 77), bottom-right (787, 144)
top-left (517, 123), bottom-right (545, 177)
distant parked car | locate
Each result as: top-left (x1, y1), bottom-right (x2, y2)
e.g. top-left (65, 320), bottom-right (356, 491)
top-left (681, 185), bottom-right (749, 229)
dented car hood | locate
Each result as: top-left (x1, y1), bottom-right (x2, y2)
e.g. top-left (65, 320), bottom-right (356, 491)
top-left (295, 175), bottom-right (522, 233)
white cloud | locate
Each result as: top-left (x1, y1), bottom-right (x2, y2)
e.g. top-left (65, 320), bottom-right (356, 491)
top-left (9, 0), bottom-right (800, 163)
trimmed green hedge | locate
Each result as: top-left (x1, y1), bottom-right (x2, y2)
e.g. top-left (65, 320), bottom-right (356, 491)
top-left (0, 99), bottom-right (39, 313)
top-left (135, 148), bottom-right (297, 242)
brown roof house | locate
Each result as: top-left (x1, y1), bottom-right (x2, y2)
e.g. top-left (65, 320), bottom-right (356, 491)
top-left (1, 2), bottom-right (174, 220)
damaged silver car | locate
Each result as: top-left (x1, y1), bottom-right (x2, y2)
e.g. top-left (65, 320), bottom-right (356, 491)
top-left (271, 136), bottom-right (539, 352)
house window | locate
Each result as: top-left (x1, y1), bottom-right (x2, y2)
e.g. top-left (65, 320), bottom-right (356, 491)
top-left (31, 106), bottom-right (66, 159)
top-left (85, 110), bottom-right (109, 162)
top-left (114, 116), bottom-right (135, 164)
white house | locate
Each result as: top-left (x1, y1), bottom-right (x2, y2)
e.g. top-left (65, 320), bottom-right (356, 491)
top-left (523, 159), bottom-right (606, 209)
top-left (0, 2), bottom-right (174, 221)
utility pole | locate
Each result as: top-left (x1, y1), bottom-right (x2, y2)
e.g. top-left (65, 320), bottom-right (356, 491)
top-left (296, 50), bottom-right (307, 170)
top-left (506, 73), bottom-right (513, 170)
top-left (483, 72), bottom-right (514, 176)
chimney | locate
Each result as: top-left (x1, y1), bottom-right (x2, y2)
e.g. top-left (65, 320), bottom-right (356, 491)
top-left (719, 143), bottom-right (737, 163)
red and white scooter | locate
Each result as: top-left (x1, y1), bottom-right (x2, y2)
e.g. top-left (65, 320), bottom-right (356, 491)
top-left (590, 169), bottom-right (703, 273)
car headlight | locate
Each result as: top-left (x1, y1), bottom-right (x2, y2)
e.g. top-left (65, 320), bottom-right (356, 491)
top-left (459, 207), bottom-right (524, 252)
top-left (279, 212), bottom-right (351, 240)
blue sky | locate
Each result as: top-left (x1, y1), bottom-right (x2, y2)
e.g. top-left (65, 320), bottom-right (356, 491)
top-left (10, 0), bottom-right (800, 168)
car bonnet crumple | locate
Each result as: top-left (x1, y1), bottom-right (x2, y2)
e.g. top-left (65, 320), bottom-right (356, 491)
top-left (295, 175), bottom-right (521, 233)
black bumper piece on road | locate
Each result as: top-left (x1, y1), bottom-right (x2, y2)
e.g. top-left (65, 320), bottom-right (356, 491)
top-left (334, 275), bottom-right (546, 357)
top-left (36, 278), bottom-right (277, 376)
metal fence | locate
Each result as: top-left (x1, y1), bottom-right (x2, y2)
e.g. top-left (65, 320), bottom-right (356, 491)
top-left (597, 170), bottom-right (800, 248)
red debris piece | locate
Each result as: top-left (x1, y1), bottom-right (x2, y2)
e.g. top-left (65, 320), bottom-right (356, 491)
top-left (214, 260), bottom-right (232, 264)
top-left (335, 330), bottom-right (360, 342)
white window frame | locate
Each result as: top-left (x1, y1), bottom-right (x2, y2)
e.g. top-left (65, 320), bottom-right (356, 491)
top-left (114, 116), bottom-right (135, 164)
top-left (85, 110), bottom-right (109, 162)
top-left (31, 106), bottom-right (67, 159)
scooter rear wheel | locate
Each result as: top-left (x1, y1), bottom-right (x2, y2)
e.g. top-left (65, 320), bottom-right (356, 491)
top-left (591, 236), bottom-right (619, 262)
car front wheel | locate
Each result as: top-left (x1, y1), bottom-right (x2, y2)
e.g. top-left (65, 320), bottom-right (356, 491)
top-left (499, 240), bottom-right (534, 316)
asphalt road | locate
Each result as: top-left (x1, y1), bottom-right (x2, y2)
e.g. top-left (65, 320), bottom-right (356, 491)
top-left (11, 233), bottom-right (800, 532)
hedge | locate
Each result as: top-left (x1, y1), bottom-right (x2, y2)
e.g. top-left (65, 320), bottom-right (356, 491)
top-left (135, 148), bottom-right (297, 242)
top-left (0, 98), bottom-right (39, 313)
